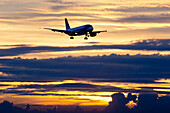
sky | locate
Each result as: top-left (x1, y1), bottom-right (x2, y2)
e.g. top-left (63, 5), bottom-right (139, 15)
top-left (0, 0), bottom-right (170, 110)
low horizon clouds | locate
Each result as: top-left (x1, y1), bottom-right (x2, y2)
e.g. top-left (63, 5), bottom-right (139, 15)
top-left (0, 39), bottom-right (169, 57)
top-left (1, 82), bottom-right (170, 98)
top-left (0, 52), bottom-right (169, 80)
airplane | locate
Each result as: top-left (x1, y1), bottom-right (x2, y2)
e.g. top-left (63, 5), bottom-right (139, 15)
top-left (44, 18), bottom-right (107, 40)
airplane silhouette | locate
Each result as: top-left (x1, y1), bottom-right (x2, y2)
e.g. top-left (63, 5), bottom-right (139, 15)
top-left (44, 18), bottom-right (107, 40)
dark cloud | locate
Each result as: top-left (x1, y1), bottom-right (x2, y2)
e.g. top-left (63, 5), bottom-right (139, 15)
top-left (3, 82), bottom-right (170, 96)
top-left (7, 83), bottom-right (124, 94)
top-left (47, 0), bottom-right (74, 4)
top-left (0, 93), bottom-right (170, 113)
top-left (51, 83), bottom-right (97, 88)
top-left (104, 93), bottom-right (170, 113)
top-left (14, 83), bottom-right (98, 89)
top-left (2, 90), bottom-right (33, 95)
top-left (0, 53), bottom-right (170, 80)
top-left (50, 5), bottom-right (70, 11)
top-left (138, 87), bottom-right (170, 89)
top-left (0, 39), bottom-right (169, 57)
top-left (83, 42), bottom-right (101, 44)
top-left (0, 39), bottom-right (170, 95)
top-left (0, 84), bottom-right (9, 86)
top-left (132, 39), bottom-right (170, 46)
top-left (92, 79), bottom-right (157, 83)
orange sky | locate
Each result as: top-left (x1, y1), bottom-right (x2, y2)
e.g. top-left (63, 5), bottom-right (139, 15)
top-left (0, 79), bottom-right (169, 106)
top-left (0, 0), bottom-right (170, 47)
top-left (0, 0), bottom-right (170, 107)
top-left (0, 0), bottom-right (170, 58)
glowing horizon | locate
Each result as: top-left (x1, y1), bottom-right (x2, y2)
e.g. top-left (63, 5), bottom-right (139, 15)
top-left (0, 0), bottom-right (170, 110)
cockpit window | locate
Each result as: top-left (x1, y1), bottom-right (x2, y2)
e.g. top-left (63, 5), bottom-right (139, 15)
top-left (86, 25), bottom-right (92, 27)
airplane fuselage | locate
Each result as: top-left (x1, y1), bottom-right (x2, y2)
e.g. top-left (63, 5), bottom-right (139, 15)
top-left (66, 24), bottom-right (94, 36)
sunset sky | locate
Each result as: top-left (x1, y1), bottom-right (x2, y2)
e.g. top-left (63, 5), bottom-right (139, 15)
top-left (0, 0), bottom-right (170, 109)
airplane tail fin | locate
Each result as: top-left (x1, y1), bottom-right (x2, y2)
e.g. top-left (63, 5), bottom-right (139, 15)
top-left (65, 18), bottom-right (71, 30)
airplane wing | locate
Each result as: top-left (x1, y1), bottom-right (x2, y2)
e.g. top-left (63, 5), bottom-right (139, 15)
top-left (44, 28), bottom-right (70, 33)
top-left (92, 30), bottom-right (107, 34)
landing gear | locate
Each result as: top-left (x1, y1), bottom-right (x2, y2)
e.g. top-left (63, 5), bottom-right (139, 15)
top-left (70, 37), bottom-right (74, 39)
top-left (84, 37), bottom-right (88, 40)
top-left (84, 33), bottom-right (89, 40)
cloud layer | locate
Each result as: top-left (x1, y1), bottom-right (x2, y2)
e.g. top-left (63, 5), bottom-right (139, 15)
top-left (0, 39), bottom-right (169, 57)
top-left (0, 53), bottom-right (169, 80)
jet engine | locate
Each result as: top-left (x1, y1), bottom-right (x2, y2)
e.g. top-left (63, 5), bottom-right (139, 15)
top-left (90, 32), bottom-right (97, 37)
top-left (68, 32), bottom-right (76, 36)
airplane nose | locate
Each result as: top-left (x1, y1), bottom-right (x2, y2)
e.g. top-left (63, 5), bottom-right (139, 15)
top-left (89, 27), bottom-right (93, 31)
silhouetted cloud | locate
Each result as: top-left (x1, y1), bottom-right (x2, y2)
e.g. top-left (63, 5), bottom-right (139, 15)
top-left (0, 54), bottom-right (170, 95)
top-left (13, 83), bottom-right (99, 90)
top-left (0, 84), bottom-right (9, 86)
top-left (2, 81), bottom-right (170, 97)
top-left (0, 39), bottom-right (169, 57)
top-left (138, 87), bottom-right (170, 90)
top-left (0, 93), bottom-right (170, 113)
top-left (83, 42), bottom-right (101, 44)
top-left (0, 53), bottom-right (170, 80)
top-left (104, 93), bottom-right (170, 113)
top-left (3, 83), bottom-right (126, 95)
top-left (0, 41), bottom-right (170, 95)
top-left (92, 79), bottom-right (157, 83)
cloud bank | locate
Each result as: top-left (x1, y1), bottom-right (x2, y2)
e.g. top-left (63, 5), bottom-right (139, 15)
top-left (0, 53), bottom-right (169, 80)
top-left (0, 39), bottom-right (169, 57)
